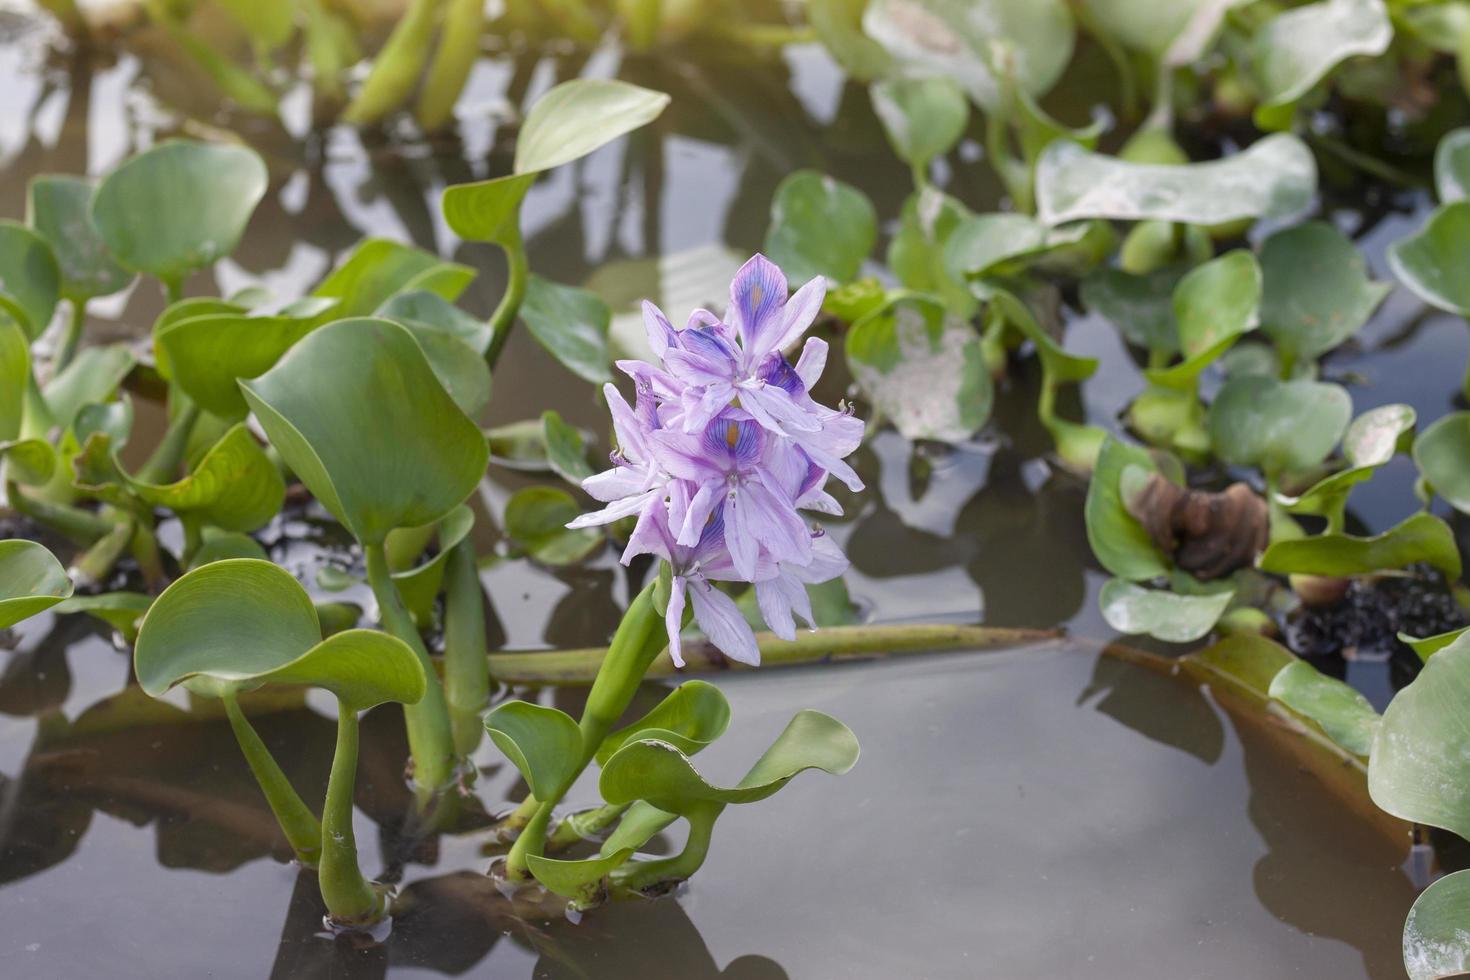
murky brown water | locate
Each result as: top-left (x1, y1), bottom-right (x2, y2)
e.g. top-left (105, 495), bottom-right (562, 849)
top-left (0, 7), bottom-right (1457, 977)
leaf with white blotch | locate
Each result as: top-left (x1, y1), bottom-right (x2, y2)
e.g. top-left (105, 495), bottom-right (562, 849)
top-left (845, 294), bottom-right (991, 443)
top-left (1250, 0), bottom-right (1392, 108)
top-left (1099, 578), bottom-right (1233, 643)
top-left (1036, 133), bottom-right (1316, 227)
top-left (1402, 870), bottom-right (1470, 980)
top-left (27, 176), bottom-right (133, 304)
top-left (862, 0), bottom-right (1074, 111)
top-left (1281, 404), bottom-right (1414, 518)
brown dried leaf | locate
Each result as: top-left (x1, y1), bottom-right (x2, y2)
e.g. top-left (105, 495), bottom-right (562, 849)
top-left (1124, 474), bottom-right (1267, 580)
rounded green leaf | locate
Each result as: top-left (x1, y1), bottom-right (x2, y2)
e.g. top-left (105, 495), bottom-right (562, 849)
top-left (1414, 411), bottom-right (1470, 514)
top-left (1099, 578), bottom-right (1233, 643)
top-left (190, 530), bottom-right (269, 568)
top-left (1402, 869), bottom-right (1470, 980)
top-left (1081, 266), bottom-right (1181, 355)
top-left (870, 76), bottom-right (969, 172)
top-left (1084, 437), bottom-right (1174, 581)
top-left (156, 313), bottom-right (318, 420)
top-left (1145, 250), bottom-right (1260, 389)
top-left (254, 628), bottom-right (425, 711)
top-left (91, 140), bottom-right (268, 287)
top-left (134, 559), bottom-right (320, 697)
top-left (377, 289), bottom-right (493, 356)
top-left (1369, 634), bottom-right (1470, 842)
top-left (526, 848), bottom-right (635, 904)
top-left (520, 275), bottom-right (613, 385)
top-left (1207, 376), bottom-right (1351, 474)
top-left (1251, 0), bottom-right (1392, 108)
top-left (0, 540), bottom-right (73, 629)
top-left (398, 320), bottom-right (493, 418)
top-left (1398, 627), bottom-right (1468, 663)
top-left (594, 681), bottom-right (732, 766)
top-left (862, 0), bottom-right (1074, 111)
top-left (1260, 512), bottom-right (1462, 578)
top-left (0, 221), bottom-right (60, 340)
top-left (1435, 128), bottom-right (1470, 203)
top-left (541, 410), bottom-right (594, 485)
top-left (313, 239), bottom-right (474, 321)
top-left (763, 170), bottom-right (878, 285)
top-left (1282, 403), bottom-right (1414, 515)
top-left (484, 700), bottom-right (583, 800)
top-left (513, 79), bottom-right (671, 175)
top-left (504, 486), bottom-right (602, 565)
top-left (1268, 660), bottom-right (1379, 757)
top-left (1259, 221), bottom-right (1388, 362)
top-left (1388, 201), bottom-right (1470, 316)
top-left (809, 0), bottom-right (894, 81)
top-left (442, 173), bottom-right (537, 247)
top-left (133, 424), bottom-right (285, 532)
top-left (44, 344), bottom-right (136, 433)
top-left (1036, 133), bottom-right (1316, 226)
top-left (27, 176), bottom-right (133, 304)
top-left (599, 709), bottom-right (859, 815)
top-left (240, 318), bottom-right (489, 545)
top-left (845, 295), bottom-right (991, 443)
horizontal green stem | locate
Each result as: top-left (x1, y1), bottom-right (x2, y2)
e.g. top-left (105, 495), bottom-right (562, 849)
top-left (6, 485), bottom-right (113, 544)
top-left (548, 802), bottom-right (630, 852)
top-left (486, 624), bottom-right (1060, 686)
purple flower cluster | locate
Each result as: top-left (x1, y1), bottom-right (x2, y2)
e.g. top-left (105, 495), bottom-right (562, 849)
top-left (569, 255), bottom-right (865, 667)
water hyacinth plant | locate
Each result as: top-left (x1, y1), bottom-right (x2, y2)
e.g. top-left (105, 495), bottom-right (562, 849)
top-left (489, 254), bottom-right (862, 901)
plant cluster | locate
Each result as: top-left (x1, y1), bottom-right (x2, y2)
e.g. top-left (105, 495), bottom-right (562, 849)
top-left (0, 78), bottom-right (865, 930)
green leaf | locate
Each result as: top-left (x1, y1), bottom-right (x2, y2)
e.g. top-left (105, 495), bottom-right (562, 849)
top-left (52, 591), bottom-right (152, 642)
top-left (155, 312), bottom-right (318, 420)
top-left (1184, 633), bottom-right (1297, 700)
top-left (1145, 250), bottom-right (1260, 390)
top-left (27, 176), bottom-right (133, 304)
top-left (1208, 376), bottom-right (1351, 474)
top-left (1250, 0), bottom-right (1393, 108)
top-left (1260, 512), bottom-right (1462, 578)
top-left (1281, 404), bottom-right (1415, 517)
top-left (1401, 869), bottom-right (1470, 980)
top-left (91, 140), bottom-right (268, 288)
top-left (213, 0), bottom-right (295, 50)
top-left (189, 530), bottom-right (269, 568)
top-left (391, 505), bottom-right (475, 629)
top-left (1081, 0), bottom-right (1221, 56)
top-left (1036, 134), bottom-right (1316, 226)
top-left (1099, 578), bottom-right (1233, 643)
top-left (520, 276), bottom-right (612, 385)
top-left (512, 79), bottom-right (670, 174)
top-left (0, 320), bottom-right (27, 442)
top-left (441, 174), bottom-right (537, 248)
top-left (44, 345), bottom-right (135, 433)
top-left (1258, 221), bottom-right (1388, 363)
top-left (135, 424), bottom-right (286, 532)
top-left (1084, 437), bottom-right (1172, 580)
top-left (542, 410), bottom-right (594, 485)
top-left (399, 320), bottom-right (493, 418)
top-left (809, 0), bottom-right (894, 81)
top-left (0, 221), bottom-right (60, 340)
top-left (313, 239), bottom-right (474, 321)
top-left (763, 170), bottom-right (877, 285)
top-left (0, 540), bottom-right (73, 629)
top-left (1369, 634), bottom-right (1470, 842)
top-left (944, 213), bottom-right (1096, 284)
top-left (134, 558), bottom-right (424, 709)
top-left (1080, 266), bottom-right (1181, 354)
top-left (887, 188), bottom-right (975, 315)
top-left (1399, 627), bottom-right (1469, 662)
top-left (1435, 128), bottom-right (1470, 203)
top-left (845, 295), bottom-right (991, 443)
top-left (862, 0), bottom-right (1074, 111)
top-left (1268, 660), bottom-right (1379, 756)
top-left (871, 77), bottom-right (968, 172)
top-left (1414, 411), bottom-right (1470, 514)
top-left (484, 700), bottom-right (583, 800)
top-left (486, 419), bottom-right (554, 471)
top-left (526, 848), bottom-right (635, 904)
top-left (504, 486), bottom-right (602, 565)
top-left (241, 318), bottom-right (489, 545)
top-left (377, 290), bottom-right (493, 356)
top-left (600, 709), bottom-right (859, 815)
top-left (594, 681), bottom-right (732, 766)
top-left (1388, 201), bottom-right (1470, 316)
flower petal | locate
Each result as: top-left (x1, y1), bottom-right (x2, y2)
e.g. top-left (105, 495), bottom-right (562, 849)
top-left (665, 575), bottom-right (688, 668)
top-left (643, 301), bottom-right (676, 360)
top-left (689, 580), bottom-right (761, 666)
top-left (728, 254), bottom-right (789, 359)
top-left (567, 489), bottom-right (656, 528)
top-left (768, 276), bottom-right (826, 354)
top-left (794, 336), bottom-right (829, 389)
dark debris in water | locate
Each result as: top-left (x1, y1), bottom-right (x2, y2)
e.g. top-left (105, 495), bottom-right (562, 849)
top-left (1282, 565), bottom-right (1467, 681)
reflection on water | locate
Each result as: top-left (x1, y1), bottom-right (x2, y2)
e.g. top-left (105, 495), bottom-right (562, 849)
top-left (0, 9), bottom-right (1450, 977)
top-left (0, 636), bottom-right (1415, 978)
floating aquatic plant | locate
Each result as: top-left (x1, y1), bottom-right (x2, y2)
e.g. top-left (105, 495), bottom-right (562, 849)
top-left (486, 254), bottom-right (863, 901)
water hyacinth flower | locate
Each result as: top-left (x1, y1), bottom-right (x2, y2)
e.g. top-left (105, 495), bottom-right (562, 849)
top-left (569, 254), bottom-right (865, 666)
